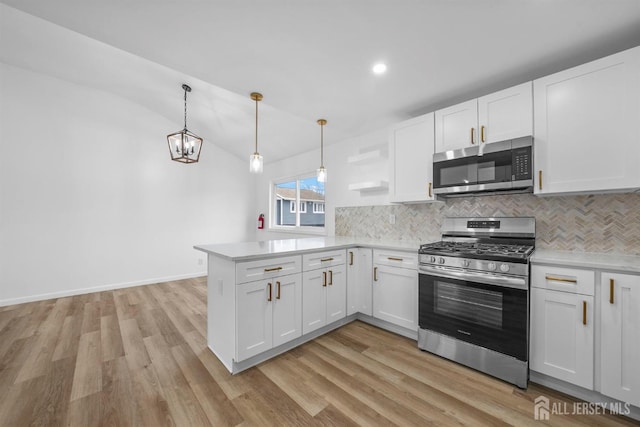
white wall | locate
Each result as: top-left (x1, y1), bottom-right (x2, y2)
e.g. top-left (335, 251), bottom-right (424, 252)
top-left (0, 63), bottom-right (254, 305)
top-left (252, 127), bottom-right (391, 240)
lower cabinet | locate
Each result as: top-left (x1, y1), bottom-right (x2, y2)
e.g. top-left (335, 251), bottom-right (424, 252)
top-left (600, 272), bottom-right (640, 406)
top-left (236, 273), bottom-right (302, 361)
top-left (530, 286), bottom-right (594, 389)
top-left (347, 248), bottom-right (373, 316)
top-left (372, 251), bottom-right (418, 331)
top-left (302, 264), bottom-right (347, 335)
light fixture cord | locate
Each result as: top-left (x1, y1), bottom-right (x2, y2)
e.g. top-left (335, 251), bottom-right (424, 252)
top-left (320, 122), bottom-right (324, 167)
top-left (183, 87), bottom-right (188, 130)
top-left (255, 98), bottom-right (259, 154)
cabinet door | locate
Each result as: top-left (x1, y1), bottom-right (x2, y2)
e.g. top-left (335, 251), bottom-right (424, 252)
top-left (600, 273), bottom-right (640, 406)
top-left (326, 264), bottom-right (347, 323)
top-left (478, 82), bottom-right (532, 144)
top-left (272, 273), bottom-right (302, 348)
top-left (347, 248), bottom-right (373, 316)
top-left (372, 264), bottom-right (418, 330)
top-left (530, 287), bottom-right (594, 389)
top-left (302, 270), bottom-right (327, 334)
top-left (389, 113), bottom-right (436, 203)
top-left (534, 46), bottom-right (640, 195)
top-left (435, 99), bottom-right (478, 152)
top-left (236, 280), bottom-right (273, 361)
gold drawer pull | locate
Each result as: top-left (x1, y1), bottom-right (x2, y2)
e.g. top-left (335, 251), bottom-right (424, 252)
top-left (349, 251), bottom-right (354, 266)
top-left (470, 127), bottom-right (475, 144)
top-left (264, 266), bottom-right (283, 272)
top-left (323, 271), bottom-right (327, 287)
top-left (373, 267), bottom-right (378, 282)
top-left (320, 257), bottom-right (334, 262)
top-left (267, 283), bottom-right (272, 302)
top-left (329, 270), bottom-right (333, 286)
top-left (388, 257), bottom-right (404, 262)
top-left (545, 275), bottom-right (577, 284)
top-left (276, 281), bottom-right (281, 300)
top-left (428, 182), bottom-right (432, 198)
top-left (610, 279), bottom-right (615, 304)
top-left (538, 170), bottom-right (543, 190)
top-left (480, 125), bottom-right (486, 142)
top-left (583, 301), bottom-right (587, 325)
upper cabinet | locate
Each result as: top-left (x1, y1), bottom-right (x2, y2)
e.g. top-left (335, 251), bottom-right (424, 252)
top-left (435, 82), bottom-right (533, 153)
top-left (389, 112), bottom-right (436, 203)
top-left (534, 46), bottom-right (640, 195)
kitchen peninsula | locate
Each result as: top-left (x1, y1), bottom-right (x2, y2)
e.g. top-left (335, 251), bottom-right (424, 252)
top-left (194, 237), bottom-right (421, 373)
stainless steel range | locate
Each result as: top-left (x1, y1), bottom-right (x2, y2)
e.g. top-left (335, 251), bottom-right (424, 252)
top-left (417, 217), bottom-right (535, 388)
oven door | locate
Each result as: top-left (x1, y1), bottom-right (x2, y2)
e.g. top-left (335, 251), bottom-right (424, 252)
top-left (418, 265), bottom-right (528, 361)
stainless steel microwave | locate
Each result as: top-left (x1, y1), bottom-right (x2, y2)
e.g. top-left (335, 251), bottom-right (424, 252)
top-left (432, 136), bottom-right (533, 197)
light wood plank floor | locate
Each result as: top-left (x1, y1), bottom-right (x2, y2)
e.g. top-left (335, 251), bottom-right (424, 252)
top-left (0, 277), bottom-right (636, 426)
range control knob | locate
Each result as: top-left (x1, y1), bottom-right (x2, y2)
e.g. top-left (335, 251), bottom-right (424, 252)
top-left (430, 256), bottom-right (436, 263)
top-left (487, 262), bottom-right (497, 271)
top-left (500, 264), bottom-right (510, 272)
top-left (462, 259), bottom-right (470, 268)
top-left (438, 257), bottom-right (446, 264)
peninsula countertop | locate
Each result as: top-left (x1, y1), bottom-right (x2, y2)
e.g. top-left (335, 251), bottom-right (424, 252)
top-left (531, 248), bottom-right (640, 274)
top-left (194, 236), bottom-right (423, 261)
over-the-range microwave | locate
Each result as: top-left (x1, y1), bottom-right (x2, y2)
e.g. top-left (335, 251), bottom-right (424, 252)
top-left (432, 136), bottom-right (533, 197)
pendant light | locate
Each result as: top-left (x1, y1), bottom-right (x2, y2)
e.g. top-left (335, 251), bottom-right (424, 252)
top-left (317, 119), bottom-right (327, 182)
top-left (249, 92), bottom-right (264, 173)
top-left (167, 84), bottom-right (203, 163)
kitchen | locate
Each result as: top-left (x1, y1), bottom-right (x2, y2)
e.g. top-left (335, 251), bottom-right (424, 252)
top-left (1, 1), bottom-right (640, 425)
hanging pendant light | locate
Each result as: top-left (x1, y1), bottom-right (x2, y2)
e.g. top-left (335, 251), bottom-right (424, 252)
top-left (249, 92), bottom-right (264, 173)
top-left (167, 84), bottom-right (203, 163)
top-left (317, 119), bottom-right (327, 183)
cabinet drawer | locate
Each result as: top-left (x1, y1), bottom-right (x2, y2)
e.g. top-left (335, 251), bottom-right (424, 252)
top-left (373, 249), bottom-right (418, 269)
top-left (303, 250), bottom-right (346, 271)
top-left (236, 255), bottom-right (301, 284)
top-left (531, 265), bottom-right (595, 296)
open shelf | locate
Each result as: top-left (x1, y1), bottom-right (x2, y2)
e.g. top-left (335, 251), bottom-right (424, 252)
top-left (348, 180), bottom-right (389, 192)
top-left (347, 149), bottom-right (387, 165)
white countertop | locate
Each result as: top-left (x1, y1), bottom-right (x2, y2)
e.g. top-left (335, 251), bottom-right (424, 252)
top-left (532, 249), bottom-right (640, 274)
top-left (194, 236), bottom-right (423, 261)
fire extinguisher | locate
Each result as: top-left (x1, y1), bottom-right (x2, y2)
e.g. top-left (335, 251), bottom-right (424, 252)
top-left (257, 213), bottom-right (265, 229)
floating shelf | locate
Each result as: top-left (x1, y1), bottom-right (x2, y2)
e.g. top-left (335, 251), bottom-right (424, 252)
top-left (348, 180), bottom-right (389, 192)
top-left (347, 149), bottom-right (387, 165)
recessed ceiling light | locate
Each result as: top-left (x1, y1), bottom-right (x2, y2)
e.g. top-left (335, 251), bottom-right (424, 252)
top-left (372, 63), bottom-right (387, 75)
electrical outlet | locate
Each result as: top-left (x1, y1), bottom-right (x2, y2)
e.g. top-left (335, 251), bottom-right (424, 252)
top-left (389, 214), bottom-right (396, 225)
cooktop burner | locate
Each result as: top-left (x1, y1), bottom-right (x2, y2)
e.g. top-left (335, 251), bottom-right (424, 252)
top-left (419, 240), bottom-right (534, 261)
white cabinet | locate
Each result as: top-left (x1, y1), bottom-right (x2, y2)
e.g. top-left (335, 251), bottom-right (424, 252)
top-left (347, 248), bottom-right (373, 316)
top-left (236, 273), bottom-right (302, 361)
top-left (530, 265), bottom-right (595, 389)
top-left (302, 251), bottom-right (347, 335)
top-left (389, 113), bottom-right (436, 203)
top-left (435, 82), bottom-right (532, 152)
top-left (372, 250), bottom-right (418, 331)
top-left (534, 46), bottom-right (640, 195)
top-left (600, 272), bottom-right (640, 406)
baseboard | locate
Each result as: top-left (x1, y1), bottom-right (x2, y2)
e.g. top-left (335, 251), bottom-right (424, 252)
top-left (0, 271), bottom-right (207, 307)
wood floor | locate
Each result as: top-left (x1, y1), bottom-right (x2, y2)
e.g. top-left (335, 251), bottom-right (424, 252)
top-left (0, 277), bottom-right (636, 426)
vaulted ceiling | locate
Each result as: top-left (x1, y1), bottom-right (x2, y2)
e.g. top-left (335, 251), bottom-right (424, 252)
top-left (2, 1), bottom-right (640, 162)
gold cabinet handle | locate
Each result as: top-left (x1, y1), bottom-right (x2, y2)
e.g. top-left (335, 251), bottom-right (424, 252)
top-left (373, 267), bottom-right (378, 282)
top-left (329, 270), bottom-right (333, 286)
top-left (264, 266), bottom-right (283, 272)
top-left (538, 170), bottom-right (543, 191)
top-left (349, 251), bottom-right (354, 266)
top-left (322, 271), bottom-right (327, 287)
top-left (428, 182), bottom-right (432, 198)
top-left (480, 125), bottom-right (486, 143)
top-left (545, 275), bottom-right (577, 283)
top-left (609, 279), bottom-right (615, 304)
top-left (388, 257), bottom-right (404, 262)
top-left (470, 127), bottom-right (475, 144)
top-left (320, 257), bottom-right (334, 262)
top-left (276, 281), bottom-right (281, 300)
top-left (583, 301), bottom-right (587, 325)
top-left (267, 282), bottom-right (272, 302)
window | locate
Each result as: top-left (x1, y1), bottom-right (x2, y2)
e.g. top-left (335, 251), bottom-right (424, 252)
top-left (273, 174), bottom-right (325, 230)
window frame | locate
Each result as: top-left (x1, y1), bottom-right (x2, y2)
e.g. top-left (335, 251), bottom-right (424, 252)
top-left (270, 172), bottom-right (326, 235)
top-left (313, 202), bottom-right (325, 214)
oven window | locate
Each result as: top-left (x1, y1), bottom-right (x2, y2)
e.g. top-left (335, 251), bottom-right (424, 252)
top-left (434, 281), bottom-right (503, 329)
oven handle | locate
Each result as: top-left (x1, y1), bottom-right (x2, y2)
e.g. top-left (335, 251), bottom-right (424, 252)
top-left (418, 265), bottom-right (528, 291)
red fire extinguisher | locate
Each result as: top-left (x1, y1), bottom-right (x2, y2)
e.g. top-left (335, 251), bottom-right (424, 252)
top-left (257, 213), bottom-right (265, 229)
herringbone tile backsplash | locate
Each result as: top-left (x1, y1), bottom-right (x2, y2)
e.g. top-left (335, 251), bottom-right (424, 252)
top-left (335, 193), bottom-right (640, 255)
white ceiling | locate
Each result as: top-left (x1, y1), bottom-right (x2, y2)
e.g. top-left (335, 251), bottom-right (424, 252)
top-left (2, 1), bottom-right (640, 163)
